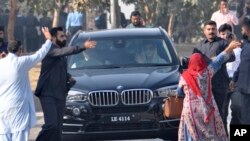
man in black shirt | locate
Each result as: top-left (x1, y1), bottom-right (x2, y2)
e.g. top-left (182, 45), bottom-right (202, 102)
top-left (193, 20), bottom-right (238, 131)
top-left (35, 27), bottom-right (96, 141)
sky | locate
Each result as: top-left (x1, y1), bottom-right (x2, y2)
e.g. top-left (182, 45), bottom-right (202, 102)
top-left (119, 0), bottom-right (135, 19)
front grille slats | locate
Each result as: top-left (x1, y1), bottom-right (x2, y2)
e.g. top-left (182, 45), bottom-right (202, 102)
top-left (88, 89), bottom-right (153, 106)
top-left (89, 90), bottom-right (119, 106)
top-left (121, 89), bottom-right (153, 105)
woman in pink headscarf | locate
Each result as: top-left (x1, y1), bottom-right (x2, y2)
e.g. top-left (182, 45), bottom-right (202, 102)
top-left (177, 41), bottom-right (241, 141)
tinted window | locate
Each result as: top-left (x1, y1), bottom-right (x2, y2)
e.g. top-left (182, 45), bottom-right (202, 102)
top-left (68, 37), bottom-right (176, 69)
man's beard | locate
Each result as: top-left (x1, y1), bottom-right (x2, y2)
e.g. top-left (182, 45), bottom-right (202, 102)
top-left (133, 22), bottom-right (141, 27)
top-left (0, 38), bottom-right (3, 43)
top-left (56, 39), bottom-right (66, 47)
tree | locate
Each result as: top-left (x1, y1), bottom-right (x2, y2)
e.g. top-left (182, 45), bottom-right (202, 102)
top-left (1, 0), bottom-right (220, 43)
top-left (27, 0), bottom-right (103, 28)
top-left (7, 0), bottom-right (18, 41)
top-left (122, 0), bottom-right (219, 42)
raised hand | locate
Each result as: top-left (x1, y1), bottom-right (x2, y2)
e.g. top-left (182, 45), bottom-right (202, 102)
top-left (225, 40), bottom-right (242, 53)
top-left (83, 39), bottom-right (96, 49)
top-left (41, 27), bottom-right (52, 41)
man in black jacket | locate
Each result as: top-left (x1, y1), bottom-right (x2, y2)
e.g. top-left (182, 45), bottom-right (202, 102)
top-left (35, 27), bottom-right (96, 141)
top-left (193, 20), bottom-right (236, 131)
top-left (231, 20), bottom-right (250, 125)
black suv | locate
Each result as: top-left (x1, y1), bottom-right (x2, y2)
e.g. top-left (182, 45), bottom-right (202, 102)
top-left (63, 27), bottom-right (181, 141)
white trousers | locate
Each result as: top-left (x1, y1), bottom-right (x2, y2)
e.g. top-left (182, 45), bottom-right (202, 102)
top-left (0, 128), bottom-right (29, 141)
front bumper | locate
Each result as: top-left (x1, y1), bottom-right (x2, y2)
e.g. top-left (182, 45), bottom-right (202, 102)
top-left (62, 99), bottom-right (179, 140)
top-left (62, 115), bottom-right (179, 140)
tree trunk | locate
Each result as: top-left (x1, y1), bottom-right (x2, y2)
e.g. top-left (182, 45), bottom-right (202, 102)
top-left (7, 0), bottom-right (17, 41)
top-left (167, 13), bottom-right (175, 38)
top-left (82, 9), bottom-right (86, 30)
top-left (52, 8), bottom-right (60, 27)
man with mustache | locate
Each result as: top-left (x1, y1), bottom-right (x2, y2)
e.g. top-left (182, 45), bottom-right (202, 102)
top-left (193, 20), bottom-right (239, 133)
top-left (126, 11), bottom-right (145, 28)
top-left (0, 26), bottom-right (8, 59)
top-left (34, 27), bottom-right (96, 141)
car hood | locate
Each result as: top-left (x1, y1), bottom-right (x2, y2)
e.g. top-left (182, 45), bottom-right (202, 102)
top-left (70, 66), bottom-right (180, 91)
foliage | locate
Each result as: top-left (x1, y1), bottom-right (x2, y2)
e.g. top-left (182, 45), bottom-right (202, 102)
top-left (122, 0), bottom-right (219, 42)
top-left (0, 0), bottom-right (8, 10)
top-left (26, 0), bottom-right (103, 14)
top-left (1, 0), bottom-right (224, 42)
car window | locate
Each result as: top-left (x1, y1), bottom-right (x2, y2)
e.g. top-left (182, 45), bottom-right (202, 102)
top-left (68, 37), bottom-right (175, 69)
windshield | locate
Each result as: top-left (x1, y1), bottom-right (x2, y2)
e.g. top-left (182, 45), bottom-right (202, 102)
top-left (68, 37), bottom-right (176, 69)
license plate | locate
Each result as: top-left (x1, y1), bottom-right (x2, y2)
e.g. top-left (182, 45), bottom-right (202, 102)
top-left (110, 115), bottom-right (132, 122)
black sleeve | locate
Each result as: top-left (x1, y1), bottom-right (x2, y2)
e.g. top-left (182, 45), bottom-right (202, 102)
top-left (232, 65), bottom-right (239, 82)
top-left (48, 46), bottom-right (85, 57)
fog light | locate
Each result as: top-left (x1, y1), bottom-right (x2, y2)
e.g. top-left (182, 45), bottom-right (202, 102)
top-left (72, 108), bottom-right (81, 116)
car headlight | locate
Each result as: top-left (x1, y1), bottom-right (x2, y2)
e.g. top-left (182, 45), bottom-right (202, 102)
top-left (67, 90), bottom-right (88, 101)
top-left (155, 85), bottom-right (178, 97)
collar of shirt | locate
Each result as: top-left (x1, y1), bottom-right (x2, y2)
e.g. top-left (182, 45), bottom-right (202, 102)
top-left (203, 37), bottom-right (220, 43)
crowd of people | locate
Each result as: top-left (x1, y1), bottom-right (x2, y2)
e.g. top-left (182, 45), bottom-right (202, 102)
top-left (176, 0), bottom-right (250, 140)
top-left (1, 0), bottom-right (250, 141)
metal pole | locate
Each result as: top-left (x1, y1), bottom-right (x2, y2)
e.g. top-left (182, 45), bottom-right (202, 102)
top-left (110, 0), bottom-right (118, 29)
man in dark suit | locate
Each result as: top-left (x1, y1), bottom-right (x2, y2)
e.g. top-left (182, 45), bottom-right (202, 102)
top-left (231, 19), bottom-right (250, 125)
top-left (34, 27), bottom-right (96, 141)
top-left (193, 20), bottom-right (235, 131)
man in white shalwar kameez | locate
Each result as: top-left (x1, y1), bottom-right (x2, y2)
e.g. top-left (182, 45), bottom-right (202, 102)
top-left (0, 27), bottom-right (52, 141)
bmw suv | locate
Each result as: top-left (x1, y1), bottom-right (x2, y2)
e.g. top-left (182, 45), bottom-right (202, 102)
top-left (63, 27), bottom-right (181, 140)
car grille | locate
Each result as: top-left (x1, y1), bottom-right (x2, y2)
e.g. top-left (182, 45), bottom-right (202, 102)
top-left (121, 89), bottom-right (153, 105)
top-left (88, 89), bottom-right (153, 106)
top-left (88, 90), bottom-right (119, 106)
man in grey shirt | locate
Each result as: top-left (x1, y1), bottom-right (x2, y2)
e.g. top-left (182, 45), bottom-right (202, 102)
top-left (193, 20), bottom-right (236, 131)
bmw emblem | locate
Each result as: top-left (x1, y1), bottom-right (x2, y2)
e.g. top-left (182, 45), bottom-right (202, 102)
top-left (116, 85), bottom-right (123, 91)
